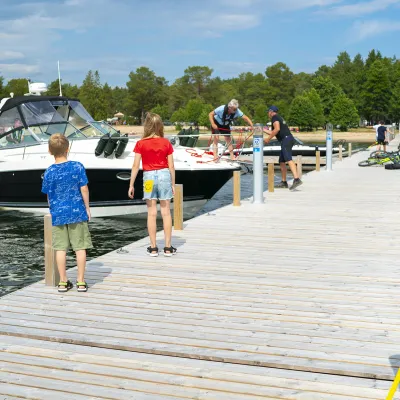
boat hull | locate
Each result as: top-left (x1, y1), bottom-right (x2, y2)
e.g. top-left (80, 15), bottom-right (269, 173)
top-left (0, 167), bottom-right (235, 217)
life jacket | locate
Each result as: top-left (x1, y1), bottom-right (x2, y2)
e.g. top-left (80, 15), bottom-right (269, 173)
top-left (221, 104), bottom-right (237, 126)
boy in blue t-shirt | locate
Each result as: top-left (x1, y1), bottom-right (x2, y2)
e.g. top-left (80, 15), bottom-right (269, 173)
top-left (42, 133), bottom-right (92, 293)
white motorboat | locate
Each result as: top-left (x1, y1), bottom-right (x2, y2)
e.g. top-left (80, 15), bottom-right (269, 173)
top-left (229, 137), bottom-right (342, 157)
top-left (0, 95), bottom-right (239, 217)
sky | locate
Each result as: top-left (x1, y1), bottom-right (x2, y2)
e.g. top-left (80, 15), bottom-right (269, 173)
top-left (0, 0), bottom-right (400, 87)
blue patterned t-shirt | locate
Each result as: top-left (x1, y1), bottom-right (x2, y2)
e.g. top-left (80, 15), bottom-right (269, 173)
top-left (42, 161), bottom-right (89, 226)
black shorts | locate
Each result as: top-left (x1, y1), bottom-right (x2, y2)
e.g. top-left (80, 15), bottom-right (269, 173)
top-left (279, 135), bottom-right (295, 163)
top-left (377, 138), bottom-right (387, 145)
top-left (212, 122), bottom-right (230, 137)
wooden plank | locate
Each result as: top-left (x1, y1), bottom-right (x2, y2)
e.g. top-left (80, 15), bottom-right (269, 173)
top-left (173, 184), bottom-right (183, 230)
top-left (0, 337), bottom-right (392, 399)
top-left (233, 170), bottom-right (241, 206)
top-left (44, 214), bottom-right (59, 287)
top-left (2, 138), bottom-right (400, 396)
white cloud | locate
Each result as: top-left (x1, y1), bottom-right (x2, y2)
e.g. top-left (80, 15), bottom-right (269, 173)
top-left (0, 64), bottom-right (39, 74)
top-left (350, 19), bottom-right (400, 41)
top-left (215, 61), bottom-right (263, 77)
top-left (320, 0), bottom-right (400, 16)
top-left (0, 51), bottom-right (24, 60)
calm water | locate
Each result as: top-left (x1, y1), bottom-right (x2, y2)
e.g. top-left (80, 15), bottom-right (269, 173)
top-left (0, 141), bottom-right (369, 297)
top-left (0, 173), bottom-right (256, 297)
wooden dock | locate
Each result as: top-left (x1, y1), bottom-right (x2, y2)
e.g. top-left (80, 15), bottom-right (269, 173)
top-left (1, 140), bottom-right (400, 399)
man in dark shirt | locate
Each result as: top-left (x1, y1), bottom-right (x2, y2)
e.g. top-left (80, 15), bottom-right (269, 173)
top-left (376, 121), bottom-right (388, 152)
top-left (264, 106), bottom-right (302, 190)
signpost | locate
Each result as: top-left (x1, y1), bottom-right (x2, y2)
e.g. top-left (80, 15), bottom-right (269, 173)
top-left (326, 123), bottom-right (333, 171)
top-left (252, 128), bottom-right (264, 204)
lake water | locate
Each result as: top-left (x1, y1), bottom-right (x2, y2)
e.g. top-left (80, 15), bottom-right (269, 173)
top-left (0, 141), bottom-right (369, 297)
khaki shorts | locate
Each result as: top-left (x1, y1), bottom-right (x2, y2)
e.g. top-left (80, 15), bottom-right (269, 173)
top-left (52, 222), bottom-right (93, 251)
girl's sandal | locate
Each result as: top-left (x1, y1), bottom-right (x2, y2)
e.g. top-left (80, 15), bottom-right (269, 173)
top-left (76, 281), bottom-right (88, 292)
top-left (163, 246), bottom-right (177, 257)
top-left (58, 280), bottom-right (73, 293)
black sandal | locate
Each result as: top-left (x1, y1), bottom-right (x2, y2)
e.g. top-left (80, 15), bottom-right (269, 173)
top-left (76, 281), bottom-right (88, 292)
top-left (163, 246), bottom-right (177, 257)
top-left (147, 246), bottom-right (159, 257)
top-left (58, 280), bottom-right (73, 293)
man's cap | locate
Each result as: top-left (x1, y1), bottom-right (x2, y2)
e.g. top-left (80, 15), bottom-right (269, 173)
top-left (268, 105), bottom-right (279, 112)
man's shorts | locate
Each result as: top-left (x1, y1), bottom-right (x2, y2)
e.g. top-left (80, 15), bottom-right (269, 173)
top-left (143, 168), bottom-right (173, 201)
top-left (377, 138), bottom-right (388, 145)
top-left (52, 221), bottom-right (93, 251)
top-left (212, 123), bottom-right (231, 137)
top-left (279, 135), bottom-right (295, 163)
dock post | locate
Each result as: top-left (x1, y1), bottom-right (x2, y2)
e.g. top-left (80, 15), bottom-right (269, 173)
top-left (174, 184), bottom-right (183, 230)
top-left (252, 128), bottom-right (264, 204)
top-left (233, 170), bottom-right (241, 206)
top-left (348, 143), bottom-right (352, 157)
top-left (326, 123), bottom-right (333, 171)
top-left (296, 155), bottom-right (303, 178)
top-left (268, 163), bottom-right (274, 192)
top-left (315, 150), bottom-right (320, 172)
top-left (44, 214), bottom-right (59, 287)
top-left (339, 144), bottom-right (343, 161)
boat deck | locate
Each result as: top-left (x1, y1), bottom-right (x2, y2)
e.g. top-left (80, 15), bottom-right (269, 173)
top-left (1, 139), bottom-right (400, 399)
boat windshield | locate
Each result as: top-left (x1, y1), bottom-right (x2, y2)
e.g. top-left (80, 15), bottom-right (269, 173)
top-left (0, 98), bottom-right (114, 148)
top-left (79, 121), bottom-right (121, 137)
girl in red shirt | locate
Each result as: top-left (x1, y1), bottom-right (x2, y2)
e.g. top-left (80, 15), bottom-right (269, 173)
top-left (128, 113), bottom-right (177, 256)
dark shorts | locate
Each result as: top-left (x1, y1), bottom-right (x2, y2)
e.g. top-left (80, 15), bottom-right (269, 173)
top-left (279, 135), bottom-right (295, 163)
top-left (377, 138), bottom-right (387, 145)
top-left (212, 122), bottom-right (230, 137)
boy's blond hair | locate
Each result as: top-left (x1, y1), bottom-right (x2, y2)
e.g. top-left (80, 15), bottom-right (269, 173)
top-left (49, 134), bottom-right (69, 157)
top-left (143, 113), bottom-right (164, 139)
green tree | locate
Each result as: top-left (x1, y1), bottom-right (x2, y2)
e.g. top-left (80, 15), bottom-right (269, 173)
top-left (362, 59), bottom-right (390, 121)
top-left (103, 83), bottom-right (115, 117)
top-left (330, 51), bottom-right (354, 97)
top-left (329, 94), bottom-right (359, 131)
top-left (304, 88), bottom-right (324, 128)
top-left (0, 76), bottom-right (5, 98)
top-left (289, 95), bottom-right (315, 131)
top-left (170, 108), bottom-right (187, 124)
top-left (365, 49), bottom-right (382, 69)
top-left (198, 104), bottom-right (213, 128)
top-left (151, 104), bottom-right (170, 121)
top-left (79, 70), bottom-right (107, 120)
top-left (112, 87), bottom-right (128, 116)
top-left (389, 80), bottom-right (400, 122)
top-left (185, 99), bottom-right (205, 124)
top-left (253, 102), bottom-right (268, 124)
top-left (312, 76), bottom-right (343, 122)
top-left (4, 79), bottom-right (29, 97)
top-left (126, 67), bottom-right (168, 123)
top-left (183, 66), bottom-right (213, 97)
top-left (265, 62), bottom-right (295, 105)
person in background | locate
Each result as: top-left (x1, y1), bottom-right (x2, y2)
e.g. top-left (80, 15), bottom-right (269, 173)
top-left (6, 118), bottom-right (24, 144)
top-left (128, 113), bottom-right (177, 257)
top-left (264, 105), bottom-right (303, 191)
top-left (209, 99), bottom-right (253, 160)
top-left (41, 134), bottom-right (92, 293)
top-left (376, 121), bottom-right (388, 152)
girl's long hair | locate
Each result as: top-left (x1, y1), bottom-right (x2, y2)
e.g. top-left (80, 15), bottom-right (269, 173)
top-left (143, 112), bottom-right (164, 139)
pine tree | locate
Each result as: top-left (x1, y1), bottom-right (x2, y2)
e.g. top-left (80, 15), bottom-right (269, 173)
top-left (289, 95), bottom-right (315, 131)
top-left (304, 88), bottom-right (324, 128)
top-left (362, 60), bottom-right (391, 121)
top-left (389, 80), bottom-right (400, 122)
top-left (312, 76), bottom-right (343, 122)
top-left (329, 94), bottom-right (359, 131)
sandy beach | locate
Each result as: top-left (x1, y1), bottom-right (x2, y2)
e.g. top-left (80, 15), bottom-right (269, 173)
top-left (116, 125), bottom-right (377, 143)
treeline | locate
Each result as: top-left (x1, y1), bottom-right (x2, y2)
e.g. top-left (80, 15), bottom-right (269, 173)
top-left (0, 49), bottom-right (399, 131)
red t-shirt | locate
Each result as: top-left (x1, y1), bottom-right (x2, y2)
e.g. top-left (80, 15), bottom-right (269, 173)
top-left (133, 137), bottom-right (174, 171)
